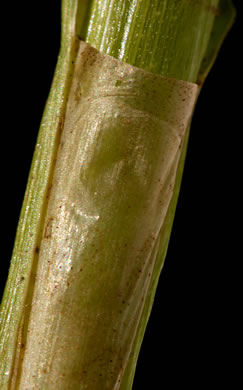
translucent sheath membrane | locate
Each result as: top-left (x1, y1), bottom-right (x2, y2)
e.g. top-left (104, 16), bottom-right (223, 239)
top-left (18, 42), bottom-right (198, 389)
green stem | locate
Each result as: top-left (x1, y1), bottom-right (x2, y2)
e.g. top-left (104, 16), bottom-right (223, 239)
top-left (0, 1), bottom-right (235, 389)
top-left (80, 1), bottom-right (234, 388)
top-left (83, 0), bottom-right (218, 82)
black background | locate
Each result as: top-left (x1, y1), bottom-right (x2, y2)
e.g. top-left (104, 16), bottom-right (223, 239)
top-left (1, 1), bottom-right (240, 388)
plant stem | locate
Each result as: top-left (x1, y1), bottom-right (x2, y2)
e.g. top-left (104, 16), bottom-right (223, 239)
top-left (82, 0), bottom-right (217, 82)
top-left (80, 1), bottom-right (234, 388)
top-left (0, 1), bottom-right (235, 389)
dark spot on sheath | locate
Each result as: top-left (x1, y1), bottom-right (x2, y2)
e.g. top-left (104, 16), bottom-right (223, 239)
top-left (46, 184), bottom-right (52, 200)
top-left (35, 246), bottom-right (40, 254)
top-left (44, 217), bottom-right (54, 239)
top-left (58, 114), bottom-right (65, 135)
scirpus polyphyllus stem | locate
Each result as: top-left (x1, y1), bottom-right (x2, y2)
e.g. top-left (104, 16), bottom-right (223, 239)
top-left (0, 1), bottom-right (235, 389)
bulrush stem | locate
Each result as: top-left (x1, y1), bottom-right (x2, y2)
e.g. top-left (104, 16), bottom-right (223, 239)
top-left (82, 1), bottom-right (233, 388)
top-left (0, 1), bottom-right (234, 389)
top-left (83, 0), bottom-right (218, 82)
